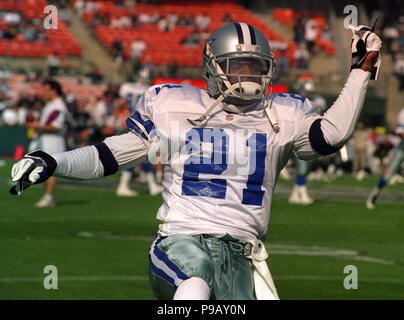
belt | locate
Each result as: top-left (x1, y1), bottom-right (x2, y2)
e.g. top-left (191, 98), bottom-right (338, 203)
top-left (200, 234), bottom-right (252, 256)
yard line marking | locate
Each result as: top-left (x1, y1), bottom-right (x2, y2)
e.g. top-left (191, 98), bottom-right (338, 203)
top-left (1, 275), bottom-right (404, 284)
top-left (274, 276), bottom-right (404, 283)
top-left (73, 232), bottom-right (400, 266)
top-left (1, 231), bottom-right (400, 267)
top-left (0, 275), bottom-right (148, 283)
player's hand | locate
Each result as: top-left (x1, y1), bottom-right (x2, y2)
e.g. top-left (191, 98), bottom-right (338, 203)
top-left (10, 150), bottom-right (57, 195)
top-left (349, 24), bottom-right (382, 80)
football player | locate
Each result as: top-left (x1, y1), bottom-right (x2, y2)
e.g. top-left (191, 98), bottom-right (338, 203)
top-left (366, 107), bottom-right (404, 209)
top-left (10, 23), bottom-right (381, 299)
top-left (117, 74), bottom-right (164, 197)
top-left (25, 80), bottom-right (68, 208)
top-left (289, 79), bottom-right (327, 205)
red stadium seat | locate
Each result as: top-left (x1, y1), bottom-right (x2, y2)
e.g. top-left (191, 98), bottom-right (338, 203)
top-left (10, 42), bottom-right (20, 57)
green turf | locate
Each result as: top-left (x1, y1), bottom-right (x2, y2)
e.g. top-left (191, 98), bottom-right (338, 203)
top-left (0, 160), bottom-right (403, 300)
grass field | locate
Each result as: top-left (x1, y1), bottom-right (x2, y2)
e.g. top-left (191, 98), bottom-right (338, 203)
top-left (0, 159), bottom-right (403, 300)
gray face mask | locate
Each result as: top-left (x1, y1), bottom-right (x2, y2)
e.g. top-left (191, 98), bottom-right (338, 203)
top-left (188, 23), bottom-right (280, 132)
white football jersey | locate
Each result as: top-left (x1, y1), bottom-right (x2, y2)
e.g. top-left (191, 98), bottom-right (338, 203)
top-left (126, 83), bottom-right (322, 241)
top-left (396, 108), bottom-right (404, 136)
top-left (40, 97), bottom-right (68, 136)
top-left (119, 82), bottom-right (150, 114)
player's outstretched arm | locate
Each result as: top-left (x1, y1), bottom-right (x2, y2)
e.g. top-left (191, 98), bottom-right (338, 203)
top-left (10, 132), bottom-right (149, 195)
top-left (306, 26), bottom-right (381, 157)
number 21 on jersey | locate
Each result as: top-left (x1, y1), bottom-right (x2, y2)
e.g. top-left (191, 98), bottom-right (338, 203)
top-left (181, 128), bottom-right (267, 206)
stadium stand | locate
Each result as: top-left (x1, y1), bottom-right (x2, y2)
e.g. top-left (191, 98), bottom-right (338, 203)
top-left (74, 0), bottom-right (298, 67)
top-left (0, 0), bottom-right (81, 58)
top-left (272, 8), bottom-right (335, 56)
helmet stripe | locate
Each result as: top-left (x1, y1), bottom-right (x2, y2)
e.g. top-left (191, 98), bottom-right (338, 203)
top-left (234, 22), bottom-right (244, 44)
top-left (239, 23), bottom-right (251, 44)
top-left (247, 24), bottom-right (257, 45)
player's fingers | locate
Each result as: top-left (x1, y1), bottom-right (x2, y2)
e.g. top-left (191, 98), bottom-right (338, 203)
top-left (28, 166), bottom-right (45, 183)
top-left (11, 159), bottom-right (34, 182)
top-left (362, 31), bottom-right (381, 50)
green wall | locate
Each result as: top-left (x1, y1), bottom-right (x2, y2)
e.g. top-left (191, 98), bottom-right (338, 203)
top-left (0, 125), bottom-right (31, 156)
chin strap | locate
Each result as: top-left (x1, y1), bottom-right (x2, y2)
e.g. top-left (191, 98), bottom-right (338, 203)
top-left (188, 83), bottom-right (280, 133)
top-left (263, 98), bottom-right (280, 133)
top-left (187, 85), bottom-right (236, 126)
top-left (187, 93), bottom-right (226, 126)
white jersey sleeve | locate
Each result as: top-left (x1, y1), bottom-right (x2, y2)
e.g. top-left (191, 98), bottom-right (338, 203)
top-left (293, 69), bottom-right (370, 159)
top-left (396, 108), bottom-right (404, 136)
top-left (53, 132), bottom-right (149, 179)
top-left (125, 84), bottom-right (159, 141)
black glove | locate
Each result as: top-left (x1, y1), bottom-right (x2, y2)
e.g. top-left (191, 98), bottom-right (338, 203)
top-left (10, 150), bottom-right (57, 195)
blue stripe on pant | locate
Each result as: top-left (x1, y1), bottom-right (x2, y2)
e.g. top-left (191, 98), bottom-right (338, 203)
top-left (149, 236), bottom-right (189, 289)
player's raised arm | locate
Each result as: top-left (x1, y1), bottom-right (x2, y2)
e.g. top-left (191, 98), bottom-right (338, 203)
top-left (295, 25), bottom-right (381, 160)
top-left (9, 132), bottom-right (149, 196)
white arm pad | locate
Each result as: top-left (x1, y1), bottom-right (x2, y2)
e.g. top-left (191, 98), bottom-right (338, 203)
top-left (52, 132), bottom-right (149, 179)
top-left (53, 146), bottom-right (104, 180)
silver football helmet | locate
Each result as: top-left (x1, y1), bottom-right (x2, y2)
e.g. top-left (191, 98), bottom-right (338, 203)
top-left (203, 22), bottom-right (276, 101)
top-left (296, 79), bottom-right (315, 96)
top-left (189, 23), bottom-right (279, 132)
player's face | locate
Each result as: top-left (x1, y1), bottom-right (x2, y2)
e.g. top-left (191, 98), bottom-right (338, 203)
top-left (42, 84), bottom-right (51, 101)
top-left (219, 58), bottom-right (268, 107)
top-left (220, 58), bottom-right (268, 84)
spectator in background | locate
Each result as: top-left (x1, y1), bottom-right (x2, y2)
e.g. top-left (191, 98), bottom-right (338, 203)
top-left (293, 15), bottom-right (305, 45)
top-left (222, 13), bottom-right (233, 25)
top-left (304, 18), bottom-right (318, 54)
top-left (321, 22), bottom-right (332, 41)
top-left (294, 43), bottom-right (310, 69)
top-left (181, 29), bottom-right (200, 48)
top-left (149, 11), bottom-right (161, 24)
top-left (383, 24), bottom-right (400, 54)
top-left (74, 0), bottom-right (85, 17)
top-left (59, 4), bottom-right (70, 26)
top-left (111, 37), bottom-right (124, 65)
top-left (276, 49), bottom-right (290, 77)
top-left (4, 11), bottom-right (21, 26)
top-left (139, 55), bottom-right (154, 80)
top-left (393, 53), bottom-right (404, 90)
top-left (70, 98), bottom-right (94, 147)
top-left (46, 52), bottom-right (61, 77)
top-left (351, 122), bottom-right (370, 181)
top-left (85, 67), bottom-right (104, 84)
top-left (167, 59), bottom-right (178, 78)
top-left (138, 12), bottom-right (152, 25)
top-left (110, 15), bottom-right (132, 28)
top-left (167, 12), bottom-right (179, 29)
top-left (130, 37), bottom-right (147, 72)
top-left (195, 13), bottom-right (211, 32)
top-left (158, 15), bottom-right (175, 32)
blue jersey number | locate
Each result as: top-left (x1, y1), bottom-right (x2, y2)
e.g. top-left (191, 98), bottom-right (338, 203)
top-left (182, 128), bottom-right (228, 199)
top-left (181, 128), bottom-right (267, 206)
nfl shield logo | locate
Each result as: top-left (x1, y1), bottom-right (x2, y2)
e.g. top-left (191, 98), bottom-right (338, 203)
top-left (226, 114), bottom-right (233, 121)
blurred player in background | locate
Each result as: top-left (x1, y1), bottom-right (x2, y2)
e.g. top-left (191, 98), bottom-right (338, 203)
top-left (289, 79), bottom-right (327, 205)
top-left (117, 72), bottom-right (163, 197)
top-left (25, 79), bottom-right (68, 207)
top-left (367, 107), bottom-right (404, 209)
top-left (10, 23), bottom-right (381, 300)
